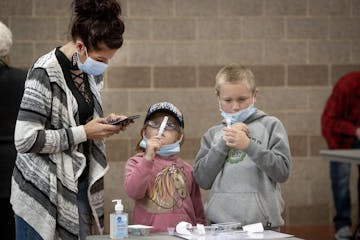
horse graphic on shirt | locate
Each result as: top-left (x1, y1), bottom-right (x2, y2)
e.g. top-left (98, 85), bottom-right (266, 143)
top-left (142, 164), bottom-right (188, 212)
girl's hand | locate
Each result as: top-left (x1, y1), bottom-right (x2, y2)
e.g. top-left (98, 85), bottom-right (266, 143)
top-left (223, 122), bottom-right (250, 150)
top-left (144, 136), bottom-right (164, 161)
top-left (84, 117), bottom-right (126, 140)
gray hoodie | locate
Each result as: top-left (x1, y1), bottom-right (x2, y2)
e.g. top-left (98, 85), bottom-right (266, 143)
top-left (193, 109), bottom-right (291, 228)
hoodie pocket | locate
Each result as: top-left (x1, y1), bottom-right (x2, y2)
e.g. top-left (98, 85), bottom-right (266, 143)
top-left (205, 192), bottom-right (269, 226)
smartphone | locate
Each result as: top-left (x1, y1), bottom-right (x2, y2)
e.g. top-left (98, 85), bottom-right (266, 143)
top-left (109, 115), bottom-right (141, 125)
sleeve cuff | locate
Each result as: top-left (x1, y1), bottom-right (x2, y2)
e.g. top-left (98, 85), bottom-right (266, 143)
top-left (141, 159), bottom-right (154, 168)
top-left (72, 125), bottom-right (87, 145)
top-left (243, 141), bottom-right (257, 157)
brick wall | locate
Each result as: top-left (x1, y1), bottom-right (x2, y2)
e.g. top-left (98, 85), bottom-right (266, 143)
top-left (2, 0), bottom-right (360, 232)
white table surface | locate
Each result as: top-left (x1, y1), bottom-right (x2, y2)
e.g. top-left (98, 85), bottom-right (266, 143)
top-left (87, 233), bottom-right (304, 240)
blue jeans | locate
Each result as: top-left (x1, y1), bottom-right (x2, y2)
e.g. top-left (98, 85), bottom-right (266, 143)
top-left (15, 215), bottom-right (43, 240)
top-left (78, 176), bottom-right (92, 240)
top-left (330, 140), bottom-right (360, 230)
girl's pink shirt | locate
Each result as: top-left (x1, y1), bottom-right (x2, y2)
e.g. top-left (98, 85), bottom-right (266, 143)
top-left (123, 152), bottom-right (206, 232)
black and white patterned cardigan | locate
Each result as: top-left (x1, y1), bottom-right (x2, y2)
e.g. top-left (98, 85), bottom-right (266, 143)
top-left (10, 49), bottom-right (109, 240)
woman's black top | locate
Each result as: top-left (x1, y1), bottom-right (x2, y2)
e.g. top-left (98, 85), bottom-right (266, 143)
top-left (55, 47), bottom-right (94, 181)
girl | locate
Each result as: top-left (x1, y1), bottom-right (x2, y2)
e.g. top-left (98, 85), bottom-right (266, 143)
top-left (123, 102), bottom-right (206, 232)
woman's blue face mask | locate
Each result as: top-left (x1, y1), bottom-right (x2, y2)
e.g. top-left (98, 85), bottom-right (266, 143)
top-left (76, 48), bottom-right (108, 76)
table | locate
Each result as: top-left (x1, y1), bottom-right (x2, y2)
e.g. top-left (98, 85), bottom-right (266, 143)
top-left (320, 149), bottom-right (360, 237)
top-left (87, 233), bottom-right (304, 240)
top-left (319, 149), bottom-right (360, 164)
top-left (87, 234), bottom-right (172, 240)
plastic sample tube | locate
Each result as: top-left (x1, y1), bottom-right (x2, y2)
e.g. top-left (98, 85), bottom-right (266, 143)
top-left (157, 116), bottom-right (168, 136)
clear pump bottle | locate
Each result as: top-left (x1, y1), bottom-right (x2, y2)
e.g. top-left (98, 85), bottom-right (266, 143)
top-left (110, 199), bottom-right (128, 239)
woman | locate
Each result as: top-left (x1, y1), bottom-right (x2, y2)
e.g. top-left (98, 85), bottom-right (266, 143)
top-left (10, 0), bottom-right (126, 239)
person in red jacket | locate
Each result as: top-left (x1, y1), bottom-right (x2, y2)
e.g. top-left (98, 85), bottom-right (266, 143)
top-left (123, 102), bottom-right (206, 232)
top-left (321, 72), bottom-right (360, 240)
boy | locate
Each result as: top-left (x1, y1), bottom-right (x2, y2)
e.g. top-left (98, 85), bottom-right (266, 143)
top-left (123, 102), bottom-right (206, 232)
top-left (194, 64), bottom-right (291, 230)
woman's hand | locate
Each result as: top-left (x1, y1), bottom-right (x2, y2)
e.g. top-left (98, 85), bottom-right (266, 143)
top-left (84, 117), bottom-right (126, 140)
top-left (144, 136), bottom-right (164, 161)
top-left (222, 122), bottom-right (250, 150)
top-left (105, 113), bottom-right (135, 127)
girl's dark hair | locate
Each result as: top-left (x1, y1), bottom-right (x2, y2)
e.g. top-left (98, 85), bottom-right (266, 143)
top-left (70, 0), bottom-right (125, 50)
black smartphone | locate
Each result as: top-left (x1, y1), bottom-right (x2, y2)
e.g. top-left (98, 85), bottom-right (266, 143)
top-left (109, 114), bottom-right (141, 125)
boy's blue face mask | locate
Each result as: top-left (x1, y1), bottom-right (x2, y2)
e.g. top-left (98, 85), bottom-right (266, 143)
top-left (220, 99), bottom-right (256, 124)
top-left (76, 48), bottom-right (108, 76)
top-left (139, 137), bottom-right (181, 157)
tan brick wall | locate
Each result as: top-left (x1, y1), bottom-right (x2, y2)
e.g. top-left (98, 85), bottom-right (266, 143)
top-left (3, 0), bottom-right (360, 232)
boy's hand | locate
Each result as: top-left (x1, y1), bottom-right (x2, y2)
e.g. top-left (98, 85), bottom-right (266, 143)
top-left (223, 122), bottom-right (250, 150)
top-left (144, 136), bottom-right (164, 161)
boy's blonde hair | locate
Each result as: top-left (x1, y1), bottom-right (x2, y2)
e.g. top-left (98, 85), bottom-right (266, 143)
top-left (215, 64), bottom-right (256, 95)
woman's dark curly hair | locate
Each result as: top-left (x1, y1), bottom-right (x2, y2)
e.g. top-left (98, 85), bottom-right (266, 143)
top-left (70, 0), bottom-right (125, 51)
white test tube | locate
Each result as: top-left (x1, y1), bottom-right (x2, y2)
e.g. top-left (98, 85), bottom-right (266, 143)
top-left (157, 116), bottom-right (168, 136)
top-left (225, 118), bottom-right (232, 128)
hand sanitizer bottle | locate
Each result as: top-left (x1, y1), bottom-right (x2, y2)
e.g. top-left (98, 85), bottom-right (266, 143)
top-left (110, 199), bottom-right (128, 239)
